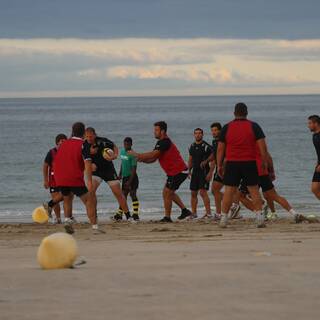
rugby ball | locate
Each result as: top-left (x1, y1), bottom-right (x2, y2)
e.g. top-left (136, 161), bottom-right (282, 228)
top-left (102, 148), bottom-right (114, 161)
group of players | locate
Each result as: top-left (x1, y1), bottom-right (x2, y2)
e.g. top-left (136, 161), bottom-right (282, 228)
top-left (42, 103), bottom-right (320, 234)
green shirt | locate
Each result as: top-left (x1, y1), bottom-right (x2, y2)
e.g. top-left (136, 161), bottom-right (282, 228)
top-left (120, 149), bottom-right (137, 178)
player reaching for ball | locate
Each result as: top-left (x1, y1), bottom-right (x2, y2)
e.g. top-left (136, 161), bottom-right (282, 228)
top-left (84, 127), bottom-right (132, 221)
top-left (128, 121), bottom-right (192, 222)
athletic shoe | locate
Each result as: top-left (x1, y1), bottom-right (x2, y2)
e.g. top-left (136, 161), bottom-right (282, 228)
top-left (159, 216), bottom-right (173, 223)
top-left (92, 227), bottom-right (106, 234)
top-left (64, 217), bottom-right (77, 224)
top-left (64, 223), bottom-right (74, 235)
top-left (294, 214), bottom-right (306, 224)
top-left (70, 216), bottom-right (78, 223)
top-left (132, 214), bottom-right (140, 221)
top-left (262, 203), bottom-right (269, 220)
top-left (229, 203), bottom-right (241, 219)
top-left (188, 213), bottom-right (198, 220)
top-left (200, 214), bottom-right (212, 220)
top-left (213, 214), bottom-right (221, 221)
top-left (219, 214), bottom-right (228, 228)
top-left (42, 202), bottom-right (52, 219)
top-left (125, 212), bottom-right (132, 221)
top-left (112, 213), bottom-right (123, 221)
top-left (177, 208), bottom-right (192, 220)
top-left (256, 213), bottom-right (266, 228)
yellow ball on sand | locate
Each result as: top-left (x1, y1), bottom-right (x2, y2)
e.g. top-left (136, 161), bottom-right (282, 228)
top-left (37, 233), bottom-right (78, 270)
top-left (32, 206), bottom-right (49, 224)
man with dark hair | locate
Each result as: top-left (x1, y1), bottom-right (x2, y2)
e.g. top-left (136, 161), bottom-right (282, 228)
top-left (308, 115), bottom-right (320, 201)
top-left (84, 127), bottom-right (131, 221)
top-left (52, 122), bottom-right (104, 234)
top-left (188, 128), bottom-right (213, 219)
top-left (210, 122), bottom-right (224, 219)
top-left (118, 137), bottom-right (140, 221)
top-left (42, 133), bottom-right (67, 224)
top-left (217, 103), bottom-right (267, 228)
top-left (129, 121), bottom-right (192, 222)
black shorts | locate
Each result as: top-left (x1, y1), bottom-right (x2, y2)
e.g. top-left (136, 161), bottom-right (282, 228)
top-left (258, 175), bottom-right (274, 192)
top-left (94, 169), bottom-right (118, 182)
top-left (213, 170), bottom-right (223, 184)
top-left (59, 186), bottom-right (88, 197)
top-left (49, 187), bottom-right (61, 194)
top-left (166, 172), bottom-right (188, 191)
top-left (239, 175), bottom-right (274, 194)
top-left (223, 161), bottom-right (259, 187)
top-left (122, 175), bottom-right (139, 191)
top-left (190, 170), bottom-right (209, 191)
top-left (313, 170), bottom-right (320, 182)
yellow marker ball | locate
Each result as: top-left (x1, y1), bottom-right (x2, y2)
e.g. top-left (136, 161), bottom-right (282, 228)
top-left (37, 233), bottom-right (78, 270)
top-left (32, 206), bottom-right (49, 224)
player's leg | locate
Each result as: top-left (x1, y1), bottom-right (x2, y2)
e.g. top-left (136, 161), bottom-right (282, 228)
top-left (51, 191), bottom-right (62, 223)
top-left (130, 189), bottom-right (140, 221)
top-left (92, 176), bottom-right (102, 214)
top-left (311, 182), bottom-right (320, 200)
top-left (220, 162), bottom-right (242, 227)
top-left (191, 190), bottom-right (198, 216)
top-left (162, 186), bottom-right (174, 221)
top-left (109, 180), bottom-right (131, 220)
top-left (199, 189), bottom-right (211, 216)
top-left (212, 181), bottom-right (223, 215)
top-left (79, 189), bottom-right (105, 233)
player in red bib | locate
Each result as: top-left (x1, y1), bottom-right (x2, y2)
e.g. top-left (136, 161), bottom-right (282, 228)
top-left (129, 121), bottom-right (192, 222)
top-left (42, 133), bottom-right (67, 224)
top-left (53, 122), bottom-right (105, 234)
top-left (217, 103), bottom-right (268, 228)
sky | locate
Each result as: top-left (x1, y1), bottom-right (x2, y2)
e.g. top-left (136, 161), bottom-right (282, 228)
top-left (1, 0), bottom-right (320, 97)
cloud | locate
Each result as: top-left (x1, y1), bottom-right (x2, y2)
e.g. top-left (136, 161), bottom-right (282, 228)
top-left (106, 65), bottom-right (233, 83)
top-left (1, 38), bottom-right (320, 63)
top-left (0, 37), bottom-right (320, 97)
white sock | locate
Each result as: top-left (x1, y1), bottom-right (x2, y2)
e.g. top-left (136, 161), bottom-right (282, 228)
top-left (289, 209), bottom-right (297, 215)
top-left (92, 224), bottom-right (98, 230)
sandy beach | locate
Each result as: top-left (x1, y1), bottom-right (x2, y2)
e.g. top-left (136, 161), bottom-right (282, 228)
top-left (1, 219), bottom-right (320, 320)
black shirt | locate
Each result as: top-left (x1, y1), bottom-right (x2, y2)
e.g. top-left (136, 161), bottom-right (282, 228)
top-left (44, 147), bottom-right (57, 166)
top-left (212, 137), bottom-right (219, 162)
top-left (189, 141), bottom-right (212, 172)
top-left (313, 132), bottom-right (320, 164)
top-left (154, 138), bottom-right (171, 152)
top-left (83, 136), bottom-right (116, 177)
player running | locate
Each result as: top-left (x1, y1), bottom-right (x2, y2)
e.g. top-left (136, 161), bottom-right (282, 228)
top-left (308, 115), bottom-right (320, 201)
top-left (52, 122), bottom-right (104, 234)
top-left (42, 133), bottom-right (67, 224)
top-left (238, 144), bottom-right (305, 223)
top-left (217, 103), bottom-right (267, 228)
top-left (119, 137), bottom-right (140, 221)
top-left (188, 128), bottom-right (213, 219)
top-left (84, 127), bottom-right (131, 221)
top-left (128, 121), bottom-right (192, 222)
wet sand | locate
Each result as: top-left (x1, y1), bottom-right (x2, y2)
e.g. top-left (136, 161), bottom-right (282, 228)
top-left (1, 219), bottom-right (320, 320)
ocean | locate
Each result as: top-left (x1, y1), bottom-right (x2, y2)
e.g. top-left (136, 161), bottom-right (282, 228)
top-left (0, 95), bottom-right (319, 222)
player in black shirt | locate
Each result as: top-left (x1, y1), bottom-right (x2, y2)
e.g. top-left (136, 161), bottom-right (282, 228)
top-left (308, 115), bottom-right (320, 201)
top-left (85, 127), bottom-right (131, 221)
top-left (188, 128), bottom-right (214, 219)
top-left (210, 122), bottom-right (227, 219)
top-left (42, 133), bottom-right (67, 224)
